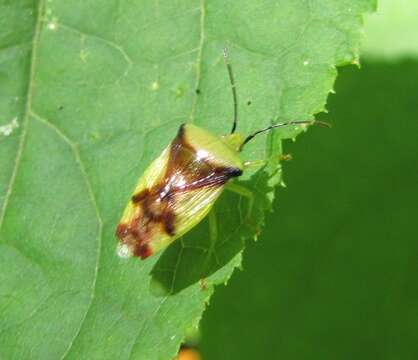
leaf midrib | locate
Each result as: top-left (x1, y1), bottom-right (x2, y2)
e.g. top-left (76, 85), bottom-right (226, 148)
top-left (0, 1), bottom-right (44, 229)
top-left (0, 1), bottom-right (104, 358)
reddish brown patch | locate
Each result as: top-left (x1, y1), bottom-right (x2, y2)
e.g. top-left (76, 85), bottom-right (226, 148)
top-left (134, 243), bottom-right (153, 259)
top-left (162, 210), bottom-right (176, 236)
top-left (116, 124), bottom-right (242, 260)
top-left (116, 223), bottom-right (128, 238)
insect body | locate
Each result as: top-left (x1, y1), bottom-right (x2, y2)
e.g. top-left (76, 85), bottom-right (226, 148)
top-left (116, 49), bottom-right (328, 259)
top-left (116, 124), bottom-right (245, 259)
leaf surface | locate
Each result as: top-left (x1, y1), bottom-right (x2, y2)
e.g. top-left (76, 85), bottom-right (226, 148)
top-left (362, 0), bottom-right (418, 59)
top-left (0, 1), bottom-right (374, 358)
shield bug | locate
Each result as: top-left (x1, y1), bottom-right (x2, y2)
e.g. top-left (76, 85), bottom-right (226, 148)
top-left (116, 49), bottom-right (329, 259)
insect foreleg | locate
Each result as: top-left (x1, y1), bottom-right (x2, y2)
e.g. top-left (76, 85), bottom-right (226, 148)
top-left (208, 209), bottom-right (218, 245)
top-left (243, 159), bottom-right (267, 168)
top-left (243, 154), bottom-right (292, 169)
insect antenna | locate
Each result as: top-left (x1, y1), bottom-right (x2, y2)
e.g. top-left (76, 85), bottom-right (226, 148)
top-left (239, 120), bottom-right (331, 152)
top-left (223, 47), bottom-right (238, 134)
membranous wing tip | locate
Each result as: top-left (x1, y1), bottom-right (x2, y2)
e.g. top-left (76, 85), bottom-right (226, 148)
top-left (117, 243), bottom-right (133, 259)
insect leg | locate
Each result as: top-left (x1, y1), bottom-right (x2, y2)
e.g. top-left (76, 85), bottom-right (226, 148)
top-left (208, 209), bottom-right (218, 245)
top-left (225, 182), bottom-right (254, 220)
top-left (243, 154), bottom-right (292, 169)
top-left (243, 159), bottom-right (267, 168)
top-left (199, 278), bottom-right (208, 290)
top-left (203, 210), bottom-right (222, 272)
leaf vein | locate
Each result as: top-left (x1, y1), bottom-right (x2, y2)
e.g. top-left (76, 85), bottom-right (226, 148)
top-left (189, 0), bottom-right (205, 122)
top-left (0, 0), bottom-right (44, 231)
top-left (58, 22), bottom-right (134, 65)
top-left (29, 112), bottom-right (103, 360)
top-left (127, 297), bottom-right (168, 360)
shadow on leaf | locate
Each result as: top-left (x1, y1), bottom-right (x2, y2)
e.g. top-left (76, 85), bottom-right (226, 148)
top-left (149, 169), bottom-right (273, 296)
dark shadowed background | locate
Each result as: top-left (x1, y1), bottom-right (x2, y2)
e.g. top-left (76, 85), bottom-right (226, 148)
top-left (199, 61), bottom-right (418, 359)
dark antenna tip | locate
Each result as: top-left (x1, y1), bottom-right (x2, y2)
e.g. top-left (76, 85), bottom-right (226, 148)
top-left (239, 119), bottom-right (331, 152)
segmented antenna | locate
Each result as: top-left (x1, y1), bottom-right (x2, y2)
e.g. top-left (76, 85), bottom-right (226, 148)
top-left (239, 120), bottom-right (331, 151)
top-left (223, 47), bottom-right (238, 134)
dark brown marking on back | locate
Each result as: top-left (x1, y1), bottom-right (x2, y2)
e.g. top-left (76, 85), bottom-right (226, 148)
top-left (167, 124), bottom-right (242, 191)
top-left (131, 189), bottom-right (149, 203)
top-left (162, 211), bottom-right (176, 236)
top-left (117, 123), bottom-right (242, 259)
top-left (134, 243), bottom-right (152, 259)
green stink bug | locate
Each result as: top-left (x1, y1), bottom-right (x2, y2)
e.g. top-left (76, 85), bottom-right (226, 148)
top-left (116, 49), bottom-right (328, 259)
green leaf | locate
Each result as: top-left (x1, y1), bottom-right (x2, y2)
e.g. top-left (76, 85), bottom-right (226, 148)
top-left (362, 0), bottom-right (418, 59)
top-left (0, 1), bottom-right (375, 359)
top-left (200, 61), bottom-right (418, 359)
